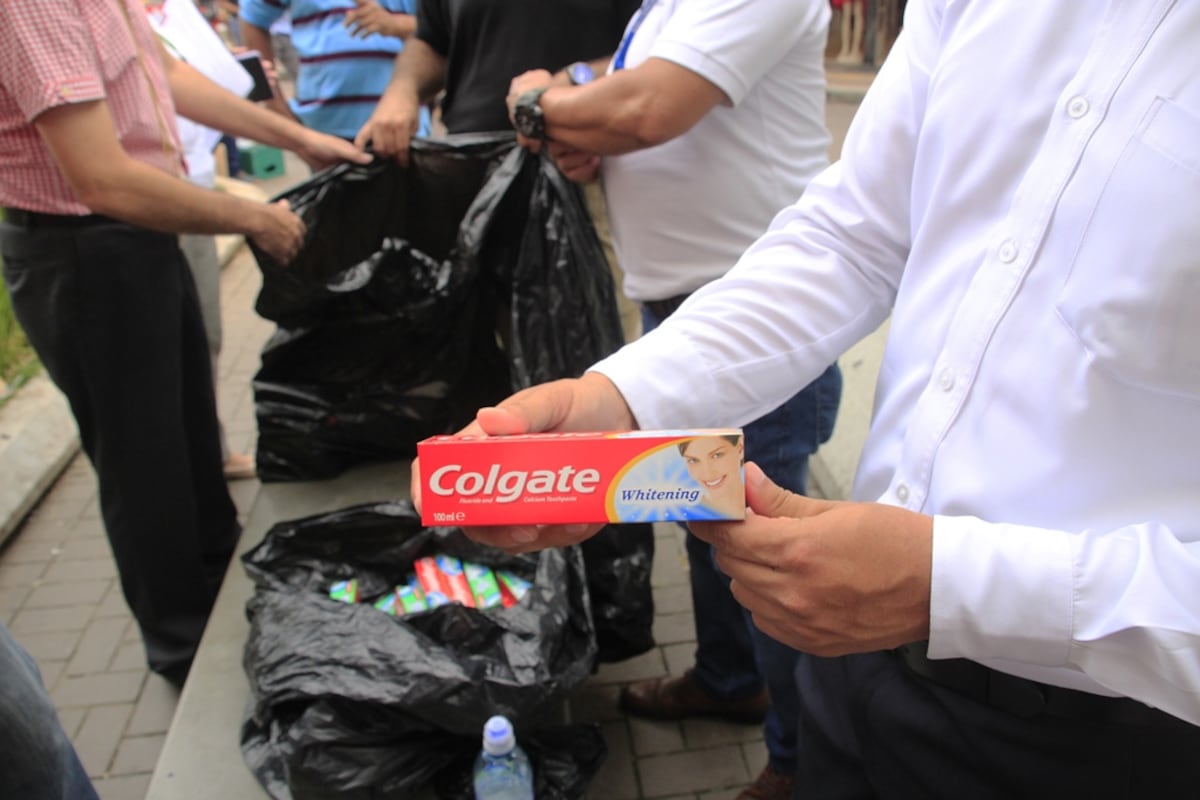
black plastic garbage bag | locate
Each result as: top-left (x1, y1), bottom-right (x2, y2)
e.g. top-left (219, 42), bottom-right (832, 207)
top-left (243, 713), bottom-right (605, 800)
top-left (462, 142), bottom-right (624, 389)
top-left (250, 134), bottom-right (622, 482)
top-left (460, 146), bottom-right (655, 663)
top-left (250, 238), bottom-right (509, 481)
top-left (580, 523), bottom-right (656, 662)
top-left (249, 137), bottom-right (515, 482)
top-left (253, 136), bottom-right (515, 330)
top-left (240, 501), bottom-right (601, 799)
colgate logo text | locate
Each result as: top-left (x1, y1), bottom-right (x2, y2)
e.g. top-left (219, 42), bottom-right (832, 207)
top-left (429, 464), bottom-right (601, 503)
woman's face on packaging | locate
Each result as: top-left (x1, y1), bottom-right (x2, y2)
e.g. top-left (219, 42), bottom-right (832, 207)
top-left (680, 437), bottom-right (743, 497)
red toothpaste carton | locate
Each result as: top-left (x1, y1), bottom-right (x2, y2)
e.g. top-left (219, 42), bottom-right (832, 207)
top-left (433, 555), bottom-right (476, 607)
top-left (417, 429), bottom-right (746, 526)
top-left (414, 555), bottom-right (476, 608)
top-left (496, 570), bottom-right (530, 607)
top-left (413, 557), bottom-right (454, 608)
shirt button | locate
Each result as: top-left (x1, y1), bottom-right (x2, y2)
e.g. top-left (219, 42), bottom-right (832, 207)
top-left (1067, 96), bottom-right (1089, 119)
top-left (896, 483), bottom-right (910, 503)
top-left (999, 240), bottom-right (1018, 263)
top-left (938, 367), bottom-right (955, 391)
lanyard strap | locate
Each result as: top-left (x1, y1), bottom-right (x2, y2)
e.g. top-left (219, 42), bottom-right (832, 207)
top-left (116, 0), bottom-right (182, 174)
top-left (613, 0), bottom-right (660, 71)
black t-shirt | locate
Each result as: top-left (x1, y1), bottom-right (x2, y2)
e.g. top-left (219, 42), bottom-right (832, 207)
top-left (418, 0), bottom-right (640, 133)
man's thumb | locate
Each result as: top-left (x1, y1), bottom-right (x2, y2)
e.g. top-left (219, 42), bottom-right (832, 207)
top-left (744, 461), bottom-right (818, 519)
top-left (474, 405), bottom-right (530, 436)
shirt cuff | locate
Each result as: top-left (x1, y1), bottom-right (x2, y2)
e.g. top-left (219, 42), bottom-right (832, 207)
top-left (928, 514), bottom-right (1075, 668)
top-left (34, 76), bottom-right (105, 119)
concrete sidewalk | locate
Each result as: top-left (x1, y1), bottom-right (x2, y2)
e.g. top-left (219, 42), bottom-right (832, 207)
top-left (0, 78), bottom-right (882, 800)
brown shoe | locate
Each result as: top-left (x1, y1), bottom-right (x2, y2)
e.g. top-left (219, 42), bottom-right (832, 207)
top-left (737, 763), bottom-right (796, 800)
top-left (619, 669), bottom-right (769, 723)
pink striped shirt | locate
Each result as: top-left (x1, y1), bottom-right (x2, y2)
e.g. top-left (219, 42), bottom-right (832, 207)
top-left (0, 0), bottom-right (185, 215)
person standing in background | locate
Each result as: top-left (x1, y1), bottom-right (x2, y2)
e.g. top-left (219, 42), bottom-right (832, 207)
top-left (146, 0), bottom-right (258, 481)
top-left (356, 0), bottom-right (643, 342)
top-left (240, 0), bottom-right (430, 140)
top-left (0, 0), bottom-right (369, 685)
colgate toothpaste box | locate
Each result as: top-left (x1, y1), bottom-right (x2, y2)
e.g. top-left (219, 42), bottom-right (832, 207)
top-left (417, 429), bottom-right (746, 526)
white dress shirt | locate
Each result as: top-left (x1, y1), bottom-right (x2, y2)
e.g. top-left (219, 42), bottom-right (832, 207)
top-left (593, 0), bottom-right (1200, 725)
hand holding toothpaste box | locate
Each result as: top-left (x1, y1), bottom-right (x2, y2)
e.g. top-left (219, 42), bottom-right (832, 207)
top-left (417, 429), bottom-right (746, 526)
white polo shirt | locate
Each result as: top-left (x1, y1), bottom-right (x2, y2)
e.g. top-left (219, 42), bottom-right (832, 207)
top-left (601, 0), bottom-right (832, 302)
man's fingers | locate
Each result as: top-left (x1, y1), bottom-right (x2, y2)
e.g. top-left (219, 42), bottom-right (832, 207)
top-left (410, 456), bottom-right (423, 511)
top-left (515, 133), bottom-right (542, 154)
top-left (744, 461), bottom-right (835, 519)
top-left (474, 405), bottom-right (531, 436)
top-left (353, 125), bottom-right (370, 151)
top-left (459, 523), bottom-right (603, 554)
top-left (472, 379), bottom-right (580, 438)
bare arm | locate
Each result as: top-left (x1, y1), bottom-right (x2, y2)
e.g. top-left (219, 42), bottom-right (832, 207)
top-left (157, 40), bottom-right (369, 170)
top-left (508, 58), bottom-right (727, 156)
top-left (354, 36), bottom-right (447, 160)
top-left (34, 99), bottom-right (304, 263)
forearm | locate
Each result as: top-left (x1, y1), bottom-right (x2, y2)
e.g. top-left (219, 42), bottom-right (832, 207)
top-left (531, 58), bottom-right (722, 155)
top-left (386, 37), bottom-right (447, 107)
top-left (539, 78), bottom-right (655, 155)
top-left (83, 156), bottom-right (277, 238)
top-left (165, 56), bottom-right (313, 154)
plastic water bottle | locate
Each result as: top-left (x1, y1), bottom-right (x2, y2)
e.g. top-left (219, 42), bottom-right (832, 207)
top-left (472, 715), bottom-right (533, 800)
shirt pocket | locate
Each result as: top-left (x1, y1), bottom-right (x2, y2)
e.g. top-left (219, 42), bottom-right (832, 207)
top-left (1055, 97), bottom-right (1200, 402)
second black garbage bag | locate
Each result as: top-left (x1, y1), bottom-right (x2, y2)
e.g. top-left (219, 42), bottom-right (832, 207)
top-left (250, 134), bottom-right (623, 483)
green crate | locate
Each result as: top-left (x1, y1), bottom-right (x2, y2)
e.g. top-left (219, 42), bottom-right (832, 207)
top-left (240, 144), bottom-right (284, 179)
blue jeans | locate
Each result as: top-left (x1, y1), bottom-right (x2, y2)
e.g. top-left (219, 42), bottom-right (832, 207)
top-left (0, 623), bottom-right (99, 800)
top-left (642, 304), bottom-right (842, 772)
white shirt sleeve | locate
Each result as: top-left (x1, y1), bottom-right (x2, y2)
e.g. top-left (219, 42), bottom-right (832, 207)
top-left (648, 0), bottom-right (830, 104)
